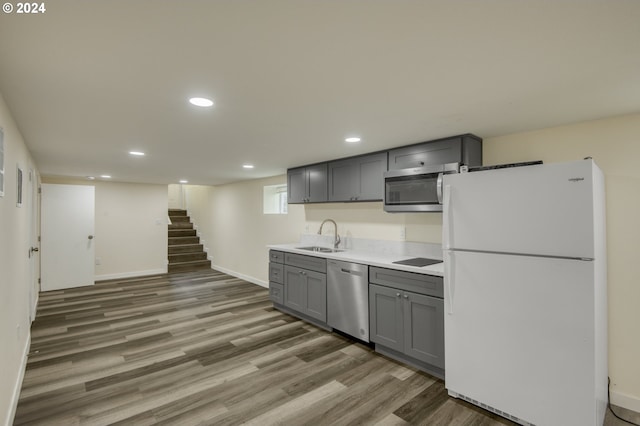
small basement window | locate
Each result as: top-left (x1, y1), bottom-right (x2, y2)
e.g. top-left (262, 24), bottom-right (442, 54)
top-left (263, 184), bottom-right (288, 214)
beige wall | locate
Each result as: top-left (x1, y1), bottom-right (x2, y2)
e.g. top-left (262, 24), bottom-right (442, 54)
top-left (0, 93), bottom-right (40, 425)
top-left (184, 177), bottom-right (306, 285)
top-left (42, 177), bottom-right (169, 280)
top-left (483, 113), bottom-right (640, 411)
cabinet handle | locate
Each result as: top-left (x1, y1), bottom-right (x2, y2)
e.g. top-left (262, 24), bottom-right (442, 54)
top-left (403, 294), bottom-right (409, 299)
top-left (396, 293), bottom-right (401, 297)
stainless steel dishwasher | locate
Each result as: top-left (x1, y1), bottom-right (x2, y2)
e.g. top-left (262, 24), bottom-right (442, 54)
top-left (327, 259), bottom-right (369, 342)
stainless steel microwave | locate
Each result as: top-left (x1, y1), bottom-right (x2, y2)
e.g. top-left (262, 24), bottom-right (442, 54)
top-left (383, 163), bottom-right (459, 212)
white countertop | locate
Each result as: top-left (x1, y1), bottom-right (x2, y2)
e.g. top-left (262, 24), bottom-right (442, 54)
top-left (268, 242), bottom-right (444, 277)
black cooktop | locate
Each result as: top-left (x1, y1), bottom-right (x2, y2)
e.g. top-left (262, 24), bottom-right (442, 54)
top-left (392, 257), bottom-right (441, 267)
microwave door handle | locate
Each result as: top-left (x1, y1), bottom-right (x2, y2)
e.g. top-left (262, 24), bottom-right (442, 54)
top-left (436, 173), bottom-right (444, 204)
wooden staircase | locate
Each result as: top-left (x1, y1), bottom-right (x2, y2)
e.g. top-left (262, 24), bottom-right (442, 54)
top-left (168, 209), bottom-right (211, 272)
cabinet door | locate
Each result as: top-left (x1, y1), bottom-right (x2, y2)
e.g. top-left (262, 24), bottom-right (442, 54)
top-left (388, 137), bottom-right (462, 170)
top-left (305, 270), bottom-right (327, 322)
top-left (328, 158), bottom-right (357, 202)
top-left (403, 291), bottom-right (445, 368)
top-left (284, 265), bottom-right (306, 312)
top-left (306, 163), bottom-right (328, 202)
top-left (356, 152), bottom-right (387, 201)
top-left (369, 284), bottom-right (404, 352)
top-left (287, 167), bottom-right (307, 203)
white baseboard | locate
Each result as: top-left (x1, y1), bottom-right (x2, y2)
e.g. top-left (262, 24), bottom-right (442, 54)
top-left (211, 264), bottom-right (268, 288)
top-left (95, 268), bottom-right (167, 281)
top-left (5, 331), bottom-right (30, 426)
top-left (611, 389), bottom-right (640, 413)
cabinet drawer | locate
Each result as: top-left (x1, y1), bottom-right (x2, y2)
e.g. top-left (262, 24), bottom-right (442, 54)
top-left (269, 262), bottom-right (284, 284)
top-left (284, 252), bottom-right (327, 274)
top-left (369, 267), bottom-right (443, 299)
top-left (269, 250), bottom-right (284, 263)
top-left (269, 282), bottom-right (284, 305)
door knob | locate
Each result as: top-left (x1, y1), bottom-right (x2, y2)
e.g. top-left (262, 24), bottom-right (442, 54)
top-left (88, 235), bottom-right (94, 240)
top-left (31, 247), bottom-right (39, 253)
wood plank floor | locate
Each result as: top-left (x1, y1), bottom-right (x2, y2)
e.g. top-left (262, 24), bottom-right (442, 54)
top-left (14, 270), bottom-right (635, 425)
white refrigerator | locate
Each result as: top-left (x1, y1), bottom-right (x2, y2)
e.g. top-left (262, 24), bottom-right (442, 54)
top-left (442, 159), bottom-right (607, 426)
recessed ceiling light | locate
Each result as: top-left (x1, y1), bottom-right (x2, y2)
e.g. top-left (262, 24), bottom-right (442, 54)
top-left (129, 151), bottom-right (145, 156)
top-left (345, 137), bottom-right (361, 143)
top-left (189, 97), bottom-right (214, 107)
top-left (100, 175), bottom-right (111, 179)
top-left (179, 180), bottom-right (188, 184)
top-left (87, 176), bottom-right (95, 180)
top-left (243, 164), bottom-right (254, 169)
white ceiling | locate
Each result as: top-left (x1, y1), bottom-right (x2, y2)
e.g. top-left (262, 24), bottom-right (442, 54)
top-left (1, 0), bottom-right (639, 185)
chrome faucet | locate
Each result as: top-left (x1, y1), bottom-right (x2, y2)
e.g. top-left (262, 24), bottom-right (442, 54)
top-left (318, 219), bottom-right (341, 249)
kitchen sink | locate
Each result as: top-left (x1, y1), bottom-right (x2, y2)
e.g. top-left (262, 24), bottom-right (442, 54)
top-left (296, 246), bottom-right (344, 253)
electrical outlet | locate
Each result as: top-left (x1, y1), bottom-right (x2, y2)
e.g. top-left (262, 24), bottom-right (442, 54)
top-left (305, 225), bottom-right (310, 233)
top-left (399, 226), bottom-right (406, 240)
top-left (95, 257), bottom-right (101, 265)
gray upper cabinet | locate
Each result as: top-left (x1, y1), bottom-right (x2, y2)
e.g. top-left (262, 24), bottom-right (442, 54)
top-left (287, 163), bottom-right (328, 204)
top-left (388, 134), bottom-right (482, 170)
top-left (328, 152), bottom-right (387, 202)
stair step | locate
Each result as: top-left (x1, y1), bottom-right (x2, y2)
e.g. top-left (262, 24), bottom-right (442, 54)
top-left (168, 244), bottom-right (203, 254)
top-left (169, 222), bottom-right (193, 230)
top-left (169, 252), bottom-right (207, 263)
top-left (169, 229), bottom-right (197, 237)
top-left (168, 209), bottom-right (187, 216)
top-left (169, 236), bottom-right (200, 245)
top-left (168, 259), bottom-right (211, 273)
top-left (169, 216), bottom-right (191, 223)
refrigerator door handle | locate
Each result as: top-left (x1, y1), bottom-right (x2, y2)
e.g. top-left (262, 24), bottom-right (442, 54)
top-left (445, 250), bottom-right (454, 314)
top-left (436, 173), bottom-right (444, 204)
top-left (442, 184), bottom-right (452, 250)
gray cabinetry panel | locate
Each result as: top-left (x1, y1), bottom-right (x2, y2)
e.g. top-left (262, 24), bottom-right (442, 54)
top-left (269, 262), bottom-right (284, 284)
top-left (369, 273), bottom-right (444, 372)
top-left (283, 262), bottom-right (327, 323)
top-left (307, 163), bottom-right (328, 202)
top-left (287, 164), bottom-right (328, 203)
top-left (358, 152), bottom-right (387, 200)
top-left (403, 292), bottom-right (445, 368)
top-left (284, 265), bottom-right (306, 312)
top-left (328, 158), bottom-right (357, 202)
top-left (370, 267), bottom-right (443, 298)
top-left (389, 138), bottom-right (462, 170)
top-left (269, 250), bottom-right (284, 263)
top-left (305, 270), bottom-right (327, 322)
top-left (269, 282), bottom-right (284, 305)
top-left (369, 284), bottom-right (404, 352)
top-left (284, 252), bottom-right (327, 274)
top-left (328, 152), bottom-right (387, 202)
top-left (287, 167), bottom-right (307, 204)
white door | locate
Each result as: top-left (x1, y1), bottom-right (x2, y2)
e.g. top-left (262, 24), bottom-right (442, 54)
top-left (28, 169), bottom-right (40, 320)
top-left (41, 184), bottom-right (95, 291)
top-left (442, 160), bottom-right (597, 259)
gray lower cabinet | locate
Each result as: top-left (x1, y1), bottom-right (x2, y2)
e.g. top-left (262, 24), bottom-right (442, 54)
top-left (269, 250), bottom-right (285, 304)
top-left (284, 265), bottom-right (327, 322)
top-left (370, 283), bottom-right (444, 368)
top-left (369, 283), bottom-right (404, 352)
top-left (369, 267), bottom-right (445, 372)
top-left (271, 250), bottom-right (327, 324)
top-left (402, 291), bottom-right (444, 368)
